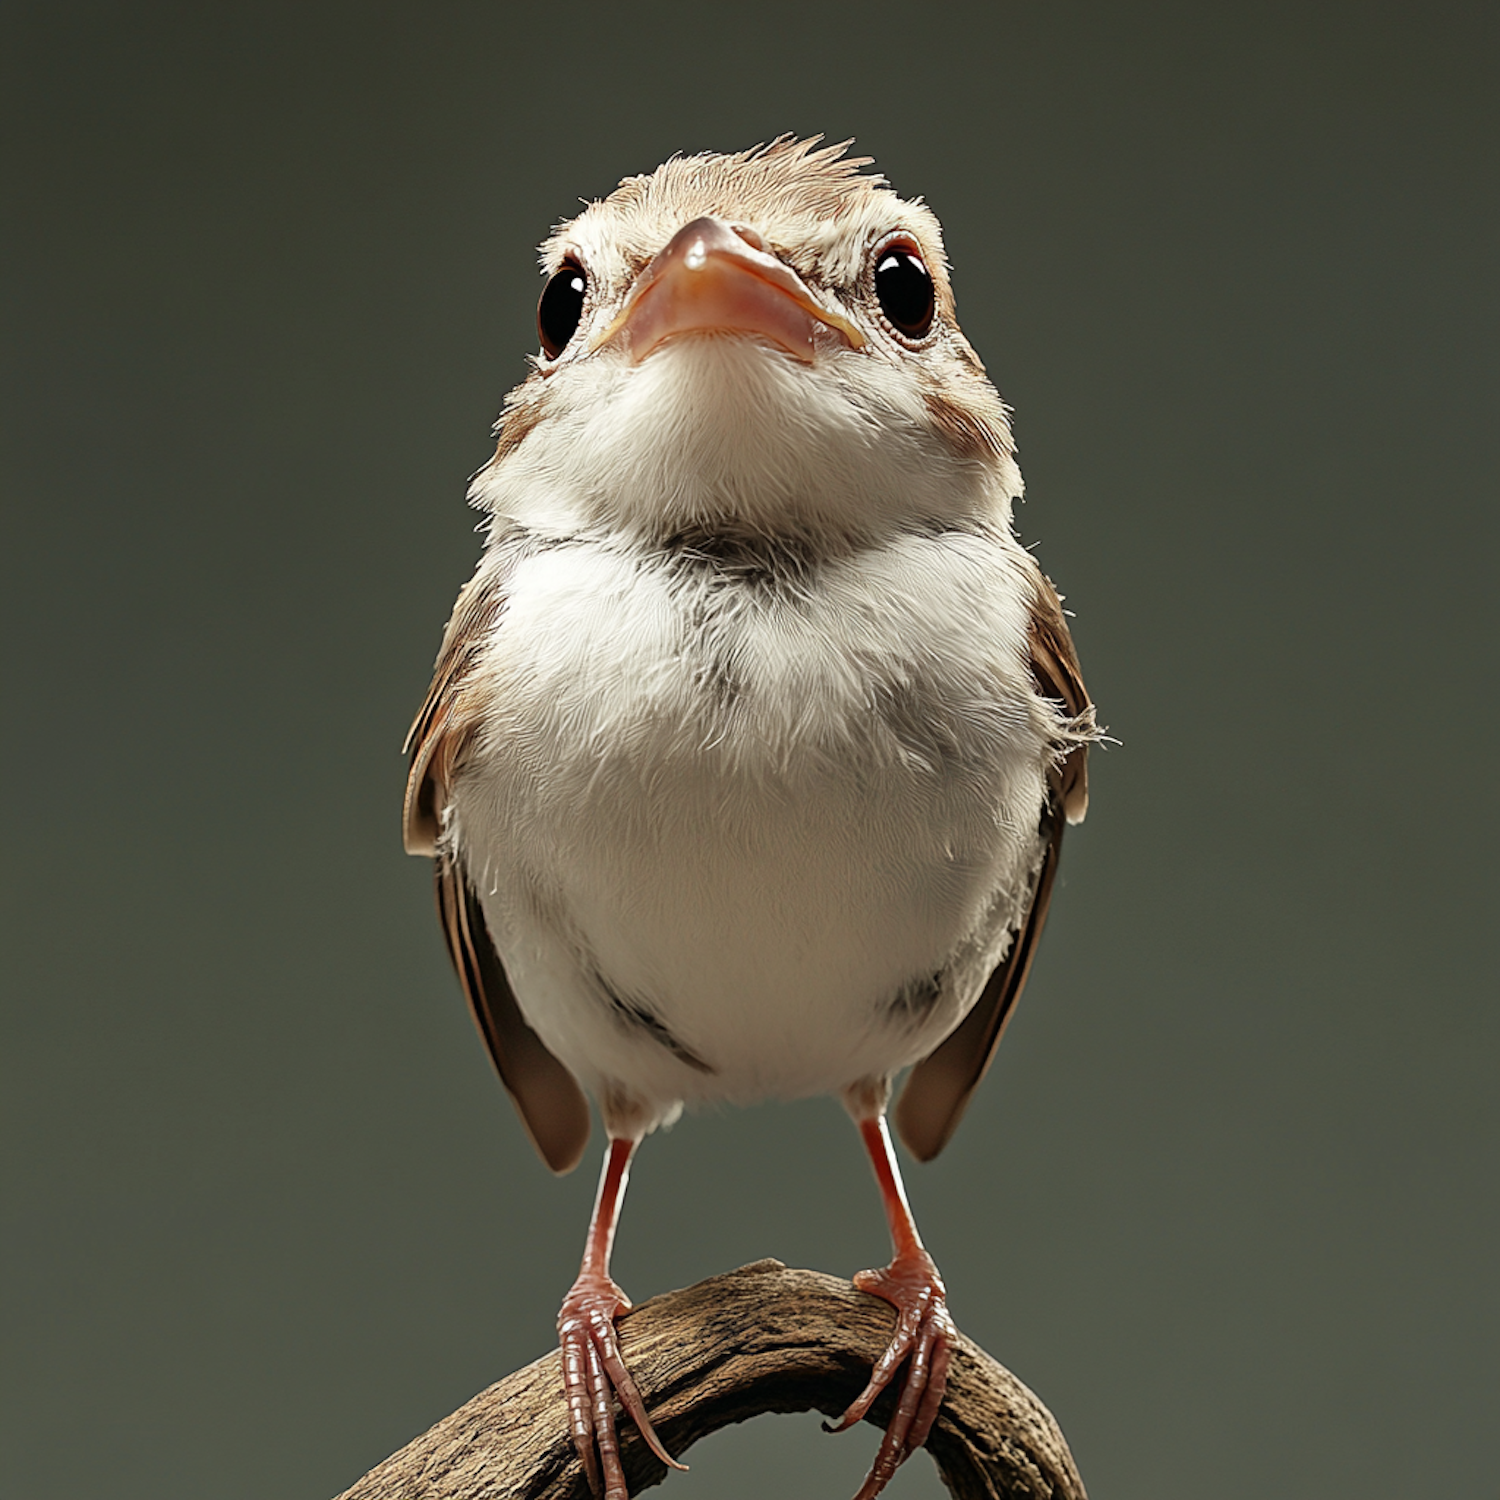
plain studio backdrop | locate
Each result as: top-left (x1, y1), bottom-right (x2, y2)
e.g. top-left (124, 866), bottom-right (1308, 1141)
top-left (2, 3), bottom-right (1494, 1497)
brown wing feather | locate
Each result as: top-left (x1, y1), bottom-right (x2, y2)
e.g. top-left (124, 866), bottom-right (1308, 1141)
top-left (435, 857), bottom-right (591, 1174)
top-left (893, 567), bottom-right (1094, 1161)
top-left (1027, 568), bottom-right (1094, 823)
top-left (402, 567), bottom-right (509, 857)
top-left (405, 555), bottom-right (591, 1174)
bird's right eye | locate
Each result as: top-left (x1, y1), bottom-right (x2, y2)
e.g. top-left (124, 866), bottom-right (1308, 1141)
top-left (538, 260), bottom-right (587, 358)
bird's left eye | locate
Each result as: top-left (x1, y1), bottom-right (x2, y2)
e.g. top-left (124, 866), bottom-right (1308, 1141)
top-left (873, 241), bottom-right (935, 340)
top-left (538, 259), bottom-right (588, 358)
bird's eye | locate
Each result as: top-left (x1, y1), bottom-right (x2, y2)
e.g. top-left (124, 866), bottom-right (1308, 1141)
top-left (538, 260), bottom-right (587, 358)
top-left (873, 241), bottom-right (935, 340)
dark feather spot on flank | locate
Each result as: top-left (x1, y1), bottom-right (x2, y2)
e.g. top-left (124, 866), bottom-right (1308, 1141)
top-left (887, 971), bottom-right (946, 1021)
top-left (692, 647), bottom-right (741, 711)
top-left (871, 676), bottom-right (975, 773)
top-left (596, 973), bottom-right (717, 1074)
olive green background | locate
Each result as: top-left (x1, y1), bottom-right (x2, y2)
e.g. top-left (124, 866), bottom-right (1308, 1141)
top-left (3, 3), bottom-right (1494, 1497)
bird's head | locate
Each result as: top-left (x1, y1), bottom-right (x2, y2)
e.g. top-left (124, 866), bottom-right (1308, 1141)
top-left (474, 138), bottom-right (1021, 542)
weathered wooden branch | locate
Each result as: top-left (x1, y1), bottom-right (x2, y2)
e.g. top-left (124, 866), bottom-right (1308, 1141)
top-left (335, 1260), bottom-right (1087, 1500)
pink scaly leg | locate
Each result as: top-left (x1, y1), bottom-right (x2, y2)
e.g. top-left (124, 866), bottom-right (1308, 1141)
top-left (827, 1113), bottom-right (956, 1500)
top-left (558, 1137), bottom-right (687, 1500)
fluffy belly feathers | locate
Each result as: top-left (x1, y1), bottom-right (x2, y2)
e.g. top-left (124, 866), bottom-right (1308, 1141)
top-left (449, 530), bottom-right (1052, 1120)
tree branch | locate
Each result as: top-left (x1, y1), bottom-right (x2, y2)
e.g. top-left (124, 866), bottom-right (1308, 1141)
top-left (335, 1259), bottom-right (1087, 1500)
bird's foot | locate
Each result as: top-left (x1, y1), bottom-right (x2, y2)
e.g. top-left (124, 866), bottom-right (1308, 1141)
top-left (826, 1248), bottom-right (956, 1500)
top-left (558, 1270), bottom-right (685, 1500)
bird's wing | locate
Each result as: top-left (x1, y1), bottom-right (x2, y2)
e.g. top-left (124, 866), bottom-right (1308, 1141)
top-left (403, 562), bottom-right (592, 1175)
top-left (893, 568), bottom-right (1094, 1162)
top-left (402, 567), bottom-right (505, 858)
top-left (1028, 566), bottom-right (1093, 826)
top-left (433, 853), bottom-right (591, 1173)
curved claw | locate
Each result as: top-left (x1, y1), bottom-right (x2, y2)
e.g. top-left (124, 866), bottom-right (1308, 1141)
top-left (825, 1252), bottom-right (956, 1500)
top-left (558, 1272), bottom-right (687, 1499)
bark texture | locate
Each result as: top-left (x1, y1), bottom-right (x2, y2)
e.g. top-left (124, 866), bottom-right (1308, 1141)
top-left (334, 1260), bottom-right (1087, 1500)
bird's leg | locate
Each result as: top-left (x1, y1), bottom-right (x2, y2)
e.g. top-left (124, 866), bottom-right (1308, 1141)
top-left (558, 1135), bottom-right (686, 1500)
top-left (828, 1110), bottom-right (956, 1500)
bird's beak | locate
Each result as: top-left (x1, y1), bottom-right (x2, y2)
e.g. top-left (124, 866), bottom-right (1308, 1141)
top-left (590, 216), bottom-right (865, 363)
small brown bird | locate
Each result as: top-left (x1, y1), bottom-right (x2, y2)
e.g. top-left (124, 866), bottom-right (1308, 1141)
top-left (404, 138), bottom-right (1096, 1500)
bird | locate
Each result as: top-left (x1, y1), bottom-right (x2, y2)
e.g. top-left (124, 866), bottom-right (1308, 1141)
top-left (402, 137), bottom-right (1097, 1500)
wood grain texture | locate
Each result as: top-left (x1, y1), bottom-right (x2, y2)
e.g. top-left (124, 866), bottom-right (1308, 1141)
top-left (334, 1260), bottom-right (1087, 1500)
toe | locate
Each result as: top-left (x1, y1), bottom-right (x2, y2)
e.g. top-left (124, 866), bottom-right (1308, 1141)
top-left (558, 1275), bottom-right (688, 1492)
top-left (833, 1256), bottom-right (957, 1500)
top-left (592, 1317), bottom-right (686, 1472)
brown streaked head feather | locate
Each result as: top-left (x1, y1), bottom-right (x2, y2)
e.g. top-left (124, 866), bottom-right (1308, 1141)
top-left (606, 134), bottom-right (881, 216)
top-left (541, 135), bottom-right (959, 338)
top-left (543, 136), bottom-right (887, 270)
